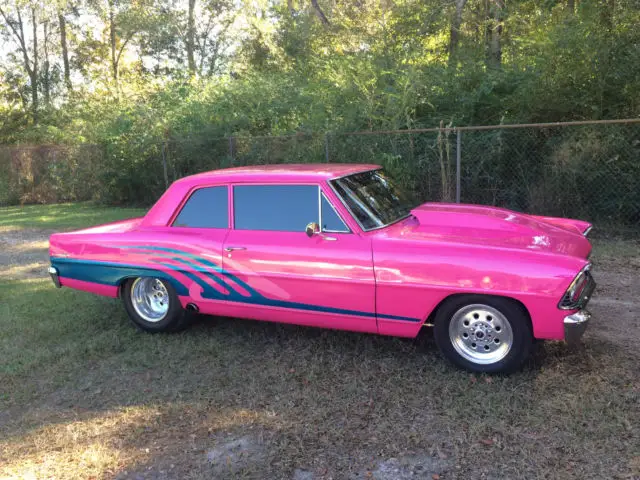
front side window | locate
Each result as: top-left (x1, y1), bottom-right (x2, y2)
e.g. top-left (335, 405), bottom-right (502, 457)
top-left (234, 185), bottom-right (318, 232)
top-left (330, 169), bottom-right (415, 230)
top-left (172, 186), bottom-right (228, 228)
top-left (321, 193), bottom-right (349, 232)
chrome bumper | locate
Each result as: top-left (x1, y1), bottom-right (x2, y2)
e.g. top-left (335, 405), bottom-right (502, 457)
top-left (564, 310), bottom-right (590, 345)
top-left (48, 266), bottom-right (61, 288)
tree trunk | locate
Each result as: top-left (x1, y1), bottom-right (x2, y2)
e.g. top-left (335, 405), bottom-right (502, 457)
top-left (59, 11), bottom-right (71, 90)
top-left (0, 4), bottom-right (39, 122)
top-left (187, 0), bottom-right (196, 75)
top-left (31, 7), bottom-right (38, 123)
top-left (600, 0), bottom-right (614, 30)
top-left (486, 0), bottom-right (504, 69)
top-left (108, 0), bottom-right (118, 85)
top-left (43, 20), bottom-right (51, 106)
top-left (448, 0), bottom-right (468, 66)
top-left (310, 0), bottom-right (329, 26)
top-left (567, 0), bottom-right (575, 13)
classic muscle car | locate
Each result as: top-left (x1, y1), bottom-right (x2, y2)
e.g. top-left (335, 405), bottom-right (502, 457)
top-left (49, 164), bottom-right (596, 373)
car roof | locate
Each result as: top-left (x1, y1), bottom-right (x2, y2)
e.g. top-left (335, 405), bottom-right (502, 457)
top-left (175, 163), bottom-right (380, 186)
top-left (142, 164), bottom-right (381, 228)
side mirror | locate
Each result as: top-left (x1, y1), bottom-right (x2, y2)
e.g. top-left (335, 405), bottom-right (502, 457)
top-left (305, 222), bottom-right (320, 237)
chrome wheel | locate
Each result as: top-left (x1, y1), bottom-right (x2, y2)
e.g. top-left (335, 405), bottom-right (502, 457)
top-left (131, 277), bottom-right (169, 323)
top-left (449, 304), bottom-right (514, 365)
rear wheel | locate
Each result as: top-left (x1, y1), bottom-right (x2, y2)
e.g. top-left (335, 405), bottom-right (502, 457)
top-left (122, 277), bottom-right (190, 332)
top-left (433, 295), bottom-right (533, 373)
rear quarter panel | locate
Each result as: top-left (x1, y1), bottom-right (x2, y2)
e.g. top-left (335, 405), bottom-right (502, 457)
top-left (49, 226), bottom-right (228, 302)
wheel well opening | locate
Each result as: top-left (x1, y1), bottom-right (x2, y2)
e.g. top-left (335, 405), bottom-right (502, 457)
top-left (117, 276), bottom-right (135, 298)
top-left (424, 293), bottom-right (533, 333)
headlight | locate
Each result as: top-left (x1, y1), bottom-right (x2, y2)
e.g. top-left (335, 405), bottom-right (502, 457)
top-left (583, 226), bottom-right (593, 237)
top-left (559, 264), bottom-right (593, 310)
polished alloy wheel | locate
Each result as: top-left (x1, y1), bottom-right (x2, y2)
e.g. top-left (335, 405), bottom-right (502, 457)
top-left (448, 304), bottom-right (514, 364)
top-left (131, 277), bottom-right (170, 323)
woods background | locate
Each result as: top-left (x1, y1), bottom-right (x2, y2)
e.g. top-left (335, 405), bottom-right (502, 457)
top-left (0, 0), bottom-right (639, 231)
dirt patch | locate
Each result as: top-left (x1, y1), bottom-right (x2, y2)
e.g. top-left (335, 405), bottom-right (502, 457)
top-left (588, 253), bottom-right (640, 355)
top-left (0, 228), bottom-right (52, 280)
top-left (360, 455), bottom-right (451, 479)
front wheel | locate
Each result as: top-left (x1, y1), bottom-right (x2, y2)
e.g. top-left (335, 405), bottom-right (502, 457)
top-left (122, 277), bottom-right (190, 333)
top-left (433, 295), bottom-right (533, 374)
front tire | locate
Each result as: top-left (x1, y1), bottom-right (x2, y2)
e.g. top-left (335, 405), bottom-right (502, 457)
top-left (433, 295), bottom-right (533, 374)
top-left (122, 277), bottom-right (190, 333)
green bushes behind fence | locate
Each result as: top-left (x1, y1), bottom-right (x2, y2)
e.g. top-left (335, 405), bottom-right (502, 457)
top-left (1, 121), bottom-right (638, 234)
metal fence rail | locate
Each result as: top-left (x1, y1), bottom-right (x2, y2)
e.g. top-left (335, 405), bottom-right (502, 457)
top-left (1, 119), bottom-right (639, 235)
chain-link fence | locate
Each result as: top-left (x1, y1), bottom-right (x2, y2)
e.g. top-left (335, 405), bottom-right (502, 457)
top-left (1, 119), bottom-right (639, 234)
top-left (0, 144), bottom-right (103, 205)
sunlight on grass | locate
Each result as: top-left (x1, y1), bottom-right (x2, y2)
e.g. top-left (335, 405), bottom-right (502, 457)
top-left (0, 202), bottom-right (147, 231)
top-left (0, 262), bottom-right (47, 281)
top-left (0, 405), bottom-right (161, 479)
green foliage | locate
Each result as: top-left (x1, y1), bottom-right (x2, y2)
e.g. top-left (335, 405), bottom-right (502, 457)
top-left (0, 0), bottom-right (638, 229)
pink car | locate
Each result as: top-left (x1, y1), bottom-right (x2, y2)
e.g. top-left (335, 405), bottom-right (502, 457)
top-left (49, 164), bottom-right (595, 373)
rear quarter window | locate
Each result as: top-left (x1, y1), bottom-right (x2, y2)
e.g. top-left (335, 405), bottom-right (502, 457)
top-left (172, 186), bottom-right (229, 228)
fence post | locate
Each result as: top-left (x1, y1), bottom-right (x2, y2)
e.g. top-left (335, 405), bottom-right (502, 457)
top-left (324, 133), bottom-right (330, 163)
top-left (456, 129), bottom-right (461, 203)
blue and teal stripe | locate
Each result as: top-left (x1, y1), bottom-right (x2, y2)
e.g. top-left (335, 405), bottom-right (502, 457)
top-left (50, 246), bottom-right (419, 322)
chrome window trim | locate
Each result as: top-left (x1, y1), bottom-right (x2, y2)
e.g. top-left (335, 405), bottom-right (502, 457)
top-left (328, 168), bottom-right (412, 233)
top-left (171, 185), bottom-right (230, 229)
top-left (320, 191), bottom-right (351, 233)
top-left (232, 184), bottom-right (320, 233)
top-left (317, 185), bottom-right (321, 231)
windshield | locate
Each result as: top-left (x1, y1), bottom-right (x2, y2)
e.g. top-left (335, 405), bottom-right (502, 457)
top-left (330, 169), bottom-right (415, 230)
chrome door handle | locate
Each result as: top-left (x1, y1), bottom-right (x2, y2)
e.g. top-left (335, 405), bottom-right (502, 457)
top-left (224, 246), bottom-right (246, 252)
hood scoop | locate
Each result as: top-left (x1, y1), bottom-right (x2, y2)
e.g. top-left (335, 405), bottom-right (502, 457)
top-left (406, 203), bottom-right (591, 258)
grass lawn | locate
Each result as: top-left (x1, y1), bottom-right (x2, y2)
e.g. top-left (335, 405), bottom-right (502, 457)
top-left (0, 202), bottom-right (147, 231)
top-left (0, 204), bottom-right (638, 479)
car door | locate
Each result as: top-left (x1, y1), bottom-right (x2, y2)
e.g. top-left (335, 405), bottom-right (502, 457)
top-left (218, 183), bottom-right (377, 333)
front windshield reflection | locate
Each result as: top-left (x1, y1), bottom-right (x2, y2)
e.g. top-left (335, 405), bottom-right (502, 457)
top-left (331, 169), bottom-right (416, 230)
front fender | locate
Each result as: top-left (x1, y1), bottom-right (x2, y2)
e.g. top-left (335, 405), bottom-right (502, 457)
top-left (372, 239), bottom-right (586, 339)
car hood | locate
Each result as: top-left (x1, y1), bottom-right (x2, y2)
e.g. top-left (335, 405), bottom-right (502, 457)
top-left (386, 203), bottom-right (592, 258)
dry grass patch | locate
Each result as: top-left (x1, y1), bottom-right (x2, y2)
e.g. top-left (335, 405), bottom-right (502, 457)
top-left (0, 406), bottom-right (161, 479)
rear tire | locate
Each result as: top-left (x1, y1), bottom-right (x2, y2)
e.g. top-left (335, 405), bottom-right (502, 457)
top-left (433, 295), bottom-right (533, 374)
top-left (122, 277), bottom-right (190, 333)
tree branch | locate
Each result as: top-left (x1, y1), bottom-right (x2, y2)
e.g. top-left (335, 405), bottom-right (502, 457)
top-left (0, 5), bottom-right (34, 77)
top-left (115, 31), bottom-right (136, 67)
top-left (310, 0), bottom-right (329, 26)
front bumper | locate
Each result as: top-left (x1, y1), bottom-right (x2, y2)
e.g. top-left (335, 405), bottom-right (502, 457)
top-left (48, 266), bottom-right (61, 288)
top-left (564, 310), bottom-right (591, 345)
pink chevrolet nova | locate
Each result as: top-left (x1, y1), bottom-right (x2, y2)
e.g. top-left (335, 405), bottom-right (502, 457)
top-left (49, 164), bottom-right (596, 373)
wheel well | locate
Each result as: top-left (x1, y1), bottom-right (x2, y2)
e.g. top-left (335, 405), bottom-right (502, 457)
top-left (424, 293), bottom-right (533, 332)
top-left (116, 276), bottom-right (135, 298)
